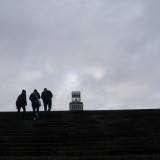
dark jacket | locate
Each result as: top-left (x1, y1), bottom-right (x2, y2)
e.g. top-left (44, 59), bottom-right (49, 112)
top-left (41, 90), bottom-right (53, 103)
top-left (29, 91), bottom-right (40, 102)
top-left (16, 93), bottom-right (27, 108)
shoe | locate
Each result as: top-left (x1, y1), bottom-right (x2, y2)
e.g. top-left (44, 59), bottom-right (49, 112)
top-left (33, 118), bottom-right (36, 120)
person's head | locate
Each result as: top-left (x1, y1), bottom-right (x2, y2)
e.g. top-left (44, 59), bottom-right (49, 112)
top-left (34, 89), bottom-right (37, 93)
top-left (44, 88), bottom-right (47, 91)
top-left (22, 90), bottom-right (26, 94)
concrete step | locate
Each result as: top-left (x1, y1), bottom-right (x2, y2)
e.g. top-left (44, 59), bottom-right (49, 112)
top-left (0, 154), bottom-right (159, 160)
top-left (0, 110), bottom-right (160, 159)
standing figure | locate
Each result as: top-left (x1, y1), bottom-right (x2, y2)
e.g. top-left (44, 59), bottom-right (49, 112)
top-left (16, 90), bottom-right (27, 119)
top-left (29, 89), bottom-right (41, 120)
top-left (41, 88), bottom-right (53, 118)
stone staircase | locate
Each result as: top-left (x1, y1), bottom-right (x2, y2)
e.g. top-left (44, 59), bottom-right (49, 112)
top-left (0, 109), bottom-right (160, 159)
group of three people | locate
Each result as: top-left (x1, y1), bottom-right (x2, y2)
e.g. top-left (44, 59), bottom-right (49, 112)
top-left (16, 88), bottom-right (53, 120)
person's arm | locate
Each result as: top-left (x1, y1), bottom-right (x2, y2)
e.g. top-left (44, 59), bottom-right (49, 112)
top-left (41, 92), bottom-right (44, 99)
top-left (50, 91), bottom-right (53, 98)
top-left (29, 94), bottom-right (32, 101)
top-left (25, 94), bottom-right (27, 106)
top-left (37, 92), bottom-right (40, 99)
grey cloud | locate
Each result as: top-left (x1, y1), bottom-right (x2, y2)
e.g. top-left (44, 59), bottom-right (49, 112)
top-left (0, 0), bottom-right (160, 111)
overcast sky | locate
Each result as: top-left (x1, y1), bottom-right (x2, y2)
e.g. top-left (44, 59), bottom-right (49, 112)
top-left (0, 0), bottom-right (160, 111)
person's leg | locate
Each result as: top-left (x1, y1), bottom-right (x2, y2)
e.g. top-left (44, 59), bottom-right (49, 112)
top-left (33, 102), bottom-right (39, 118)
top-left (48, 102), bottom-right (52, 112)
top-left (44, 103), bottom-right (47, 111)
top-left (17, 107), bottom-right (21, 119)
top-left (22, 106), bottom-right (26, 118)
top-left (32, 103), bottom-right (36, 120)
top-left (44, 103), bottom-right (47, 118)
top-left (37, 106), bottom-right (39, 117)
top-left (47, 102), bottom-right (52, 117)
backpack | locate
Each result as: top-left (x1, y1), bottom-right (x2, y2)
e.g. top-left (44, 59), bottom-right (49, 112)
top-left (16, 95), bottom-right (22, 108)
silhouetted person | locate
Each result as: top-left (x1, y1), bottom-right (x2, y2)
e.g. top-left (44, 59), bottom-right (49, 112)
top-left (16, 90), bottom-right (27, 119)
top-left (29, 89), bottom-right (41, 120)
top-left (41, 88), bottom-right (53, 118)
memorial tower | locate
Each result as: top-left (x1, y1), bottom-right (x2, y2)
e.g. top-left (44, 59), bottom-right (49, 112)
top-left (69, 91), bottom-right (83, 111)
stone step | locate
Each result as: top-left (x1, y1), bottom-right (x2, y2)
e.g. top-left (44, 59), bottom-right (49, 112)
top-left (0, 154), bottom-right (159, 160)
top-left (0, 148), bottom-right (160, 156)
top-left (0, 144), bottom-right (159, 152)
top-left (0, 110), bottom-right (160, 159)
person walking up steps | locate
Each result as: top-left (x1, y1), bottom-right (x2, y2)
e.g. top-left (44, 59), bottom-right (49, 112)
top-left (16, 90), bottom-right (27, 119)
top-left (41, 88), bottom-right (53, 118)
top-left (29, 89), bottom-right (41, 120)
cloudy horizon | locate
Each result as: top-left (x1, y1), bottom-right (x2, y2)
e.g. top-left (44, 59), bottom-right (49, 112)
top-left (1, 0), bottom-right (160, 111)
